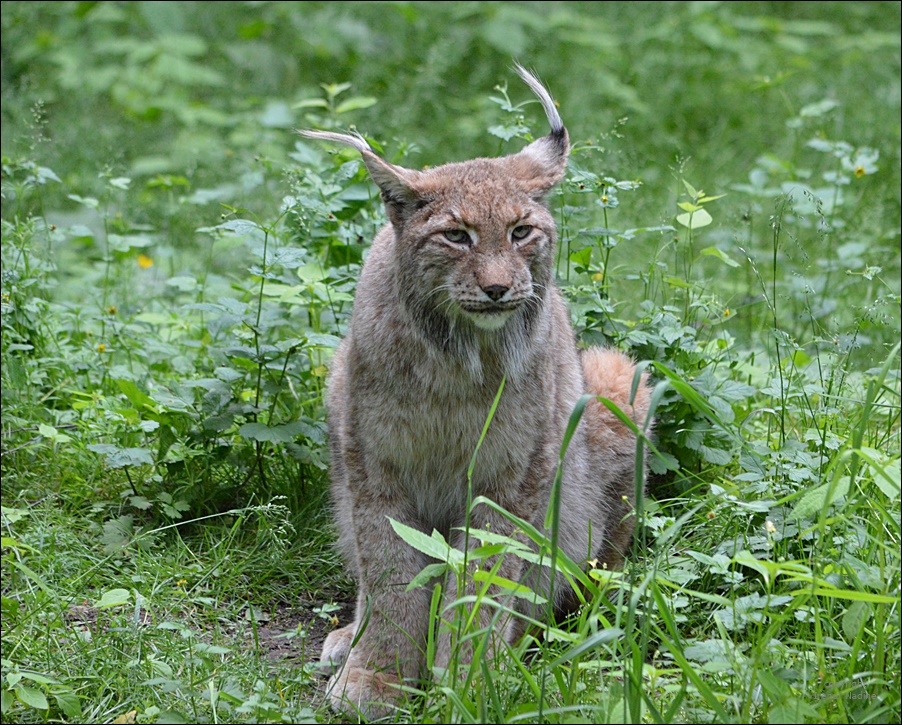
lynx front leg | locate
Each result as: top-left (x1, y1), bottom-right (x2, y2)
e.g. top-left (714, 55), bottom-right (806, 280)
top-left (320, 623), bottom-right (354, 670)
top-left (324, 488), bottom-right (432, 718)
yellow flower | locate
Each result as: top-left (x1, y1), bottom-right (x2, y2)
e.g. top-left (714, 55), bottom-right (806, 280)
top-left (108, 305), bottom-right (117, 315)
top-left (854, 166), bottom-right (866, 178)
top-left (137, 254), bottom-right (154, 269)
top-left (97, 343), bottom-right (106, 353)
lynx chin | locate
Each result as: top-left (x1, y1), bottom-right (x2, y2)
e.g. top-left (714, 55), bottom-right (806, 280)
top-left (300, 64), bottom-right (652, 719)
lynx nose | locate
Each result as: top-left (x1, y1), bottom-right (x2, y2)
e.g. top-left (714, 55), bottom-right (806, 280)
top-left (482, 284), bottom-right (510, 302)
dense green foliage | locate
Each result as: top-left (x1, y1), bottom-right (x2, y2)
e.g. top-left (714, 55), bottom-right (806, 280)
top-left (2, 2), bottom-right (900, 723)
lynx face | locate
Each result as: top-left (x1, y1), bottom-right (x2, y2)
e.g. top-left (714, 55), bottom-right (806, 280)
top-left (301, 64), bottom-right (569, 338)
top-left (396, 160), bottom-right (558, 332)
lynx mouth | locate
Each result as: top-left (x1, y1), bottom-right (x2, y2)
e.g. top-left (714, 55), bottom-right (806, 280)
top-left (460, 304), bottom-right (518, 331)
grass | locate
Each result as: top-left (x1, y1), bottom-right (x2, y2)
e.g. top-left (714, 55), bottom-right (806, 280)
top-left (2, 2), bottom-right (900, 723)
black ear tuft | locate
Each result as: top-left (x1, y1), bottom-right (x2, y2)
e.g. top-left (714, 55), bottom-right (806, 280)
top-left (512, 64), bottom-right (570, 192)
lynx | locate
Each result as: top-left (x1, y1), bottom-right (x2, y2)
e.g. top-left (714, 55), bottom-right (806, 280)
top-left (301, 65), bottom-right (651, 718)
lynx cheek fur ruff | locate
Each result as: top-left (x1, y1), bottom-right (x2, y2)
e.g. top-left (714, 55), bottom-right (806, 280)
top-left (301, 64), bottom-right (651, 719)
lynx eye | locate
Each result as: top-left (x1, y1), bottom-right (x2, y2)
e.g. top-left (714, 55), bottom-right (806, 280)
top-left (443, 229), bottom-right (472, 245)
top-left (511, 224), bottom-right (533, 241)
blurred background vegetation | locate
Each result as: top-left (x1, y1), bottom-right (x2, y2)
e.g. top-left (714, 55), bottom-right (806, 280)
top-left (3, 1), bottom-right (899, 212)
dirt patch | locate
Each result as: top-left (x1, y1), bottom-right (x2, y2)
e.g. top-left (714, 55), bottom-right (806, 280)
top-left (240, 598), bottom-right (355, 666)
top-left (62, 594), bottom-right (355, 670)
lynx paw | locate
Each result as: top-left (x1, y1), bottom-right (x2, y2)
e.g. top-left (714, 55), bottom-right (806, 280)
top-left (327, 666), bottom-right (403, 720)
top-left (320, 625), bottom-right (355, 672)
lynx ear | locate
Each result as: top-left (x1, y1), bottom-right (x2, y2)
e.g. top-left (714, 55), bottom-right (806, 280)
top-left (513, 64), bottom-right (570, 194)
top-left (299, 130), bottom-right (423, 226)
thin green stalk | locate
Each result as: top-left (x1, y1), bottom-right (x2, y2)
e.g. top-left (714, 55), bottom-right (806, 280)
top-left (440, 374), bottom-right (506, 708)
top-left (253, 229), bottom-right (270, 411)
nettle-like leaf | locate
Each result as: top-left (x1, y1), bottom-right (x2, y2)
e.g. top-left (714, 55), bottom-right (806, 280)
top-left (157, 493), bottom-right (190, 520)
top-left (713, 591), bottom-right (793, 630)
top-left (102, 515), bottom-right (135, 555)
top-left (87, 444), bottom-right (154, 469)
top-left (789, 476), bottom-right (851, 521)
top-left (93, 588), bottom-right (131, 609)
top-left (238, 421), bottom-right (307, 443)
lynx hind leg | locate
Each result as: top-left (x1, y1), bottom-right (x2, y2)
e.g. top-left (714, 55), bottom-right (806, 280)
top-left (327, 667), bottom-right (403, 721)
top-left (580, 348), bottom-right (652, 570)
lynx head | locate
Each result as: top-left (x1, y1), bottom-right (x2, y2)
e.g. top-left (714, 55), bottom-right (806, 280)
top-left (300, 64), bottom-right (569, 334)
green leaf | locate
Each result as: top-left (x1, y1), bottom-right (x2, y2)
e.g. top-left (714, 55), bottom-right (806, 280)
top-left (1, 687), bottom-right (13, 714)
top-left (38, 424), bottom-right (71, 444)
top-left (664, 276), bottom-right (693, 289)
top-left (1, 595), bottom-right (20, 621)
top-left (53, 691), bottom-right (82, 719)
top-left (546, 628), bottom-right (624, 668)
top-left (788, 476), bottom-right (850, 520)
top-left (676, 208), bottom-right (713, 229)
top-left (791, 349), bottom-right (812, 367)
top-left (102, 515), bottom-right (134, 555)
top-left (700, 246), bottom-right (740, 267)
top-left (569, 245), bottom-right (592, 270)
top-left (7, 560), bottom-right (56, 596)
top-left (129, 496), bottom-right (153, 510)
top-left (388, 519), bottom-right (464, 565)
top-left (67, 194), bottom-right (99, 209)
top-left (94, 588), bottom-right (132, 609)
top-left (296, 263), bottom-right (329, 283)
top-left (1, 536), bottom-right (34, 551)
top-left (36, 166), bottom-right (61, 184)
top-left (677, 201), bottom-right (702, 213)
top-left (107, 447), bottom-right (155, 469)
top-left (293, 98), bottom-right (330, 110)
top-left (488, 124), bottom-right (521, 141)
top-left (238, 422), bottom-right (306, 443)
top-left (799, 98), bottom-right (841, 118)
top-left (681, 179), bottom-right (700, 198)
top-left (855, 447), bottom-right (901, 500)
top-left (2, 506), bottom-right (31, 525)
top-left (305, 333), bottom-right (342, 349)
top-left (321, 81), bottom-right (352, 98)
top-left (471, 570), bottom-right (547, 604)
top-left (730, 551), bottom-right (810, 589)
top-left (406, 562), bottom-right (449, 591)
top-left (335, 96), bottom-right (378, 114)
top-left (842, 601), bottom-right (870, 642)
top-left (214, 219), bottom-right (264, 237)
top-left (15, 685), bottom-right (48, 711)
